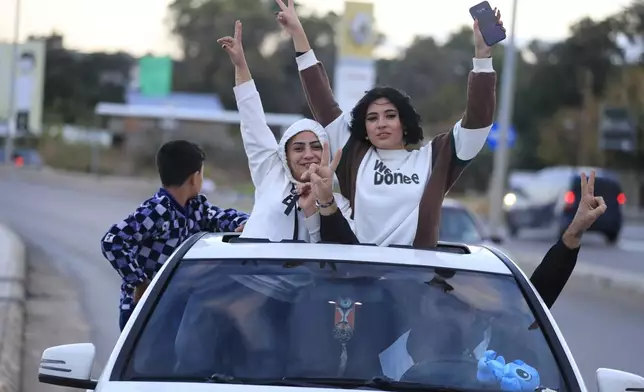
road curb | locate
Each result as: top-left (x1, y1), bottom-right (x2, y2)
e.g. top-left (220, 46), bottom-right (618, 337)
top-left (0, 224), bottom-right (26, 392)
top-left (514, 254), bottom-right (644, 299)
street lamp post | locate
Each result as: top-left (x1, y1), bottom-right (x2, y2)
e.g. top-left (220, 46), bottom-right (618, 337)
top-left (487, 0), bottom-right (519, 237)
top-left (4, 0), bottom-right (21, 165)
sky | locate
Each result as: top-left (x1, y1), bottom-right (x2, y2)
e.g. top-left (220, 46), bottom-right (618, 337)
top-left (0, 0), bottom-right (637, 59)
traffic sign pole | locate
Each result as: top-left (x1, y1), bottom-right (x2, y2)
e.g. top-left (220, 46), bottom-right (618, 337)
top-left (488, 0), bottom-right (519, 237)
top-left (4, 0), bottom-right (21, 165)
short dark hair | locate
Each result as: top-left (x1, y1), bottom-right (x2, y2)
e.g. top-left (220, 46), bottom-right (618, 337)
top-left (349, 86), bottom-right (424, 145)
top-left (156, 140), bottom-right (205, 187)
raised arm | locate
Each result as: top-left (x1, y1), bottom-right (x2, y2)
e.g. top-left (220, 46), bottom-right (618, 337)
top-left (429, 13), bottom-right (503, 193)
top-left (303, 143), bottom-right (357, 243)
top-left (414, 14), bottom-right (503, 249)
top-left (274, 0), bottom-right (350, 153)
top-left (530, 170), bottom-right (607, 308)
top-left (218, 21), bottom-right (281, 188)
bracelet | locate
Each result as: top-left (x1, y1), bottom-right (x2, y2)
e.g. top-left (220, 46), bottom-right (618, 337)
top-left (316, 198), bottom-right (335, 209)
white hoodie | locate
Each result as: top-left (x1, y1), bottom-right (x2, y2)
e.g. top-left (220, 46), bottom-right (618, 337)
top-left (233, 79), bottom-right (353, 242)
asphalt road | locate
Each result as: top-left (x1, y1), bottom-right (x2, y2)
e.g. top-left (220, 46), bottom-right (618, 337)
top-left (1, 170), bottom-right (643, 392)
top-left (502, 225), bottom-right (644, 276)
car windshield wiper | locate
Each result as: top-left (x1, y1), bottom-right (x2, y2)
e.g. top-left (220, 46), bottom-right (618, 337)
top-left (282, 376), bottom-right (483, 392)
top-left (206, 373), bottom-right (333, 388)
top-left (131, 374), bottom-right (483, 391)
top-left (125, 374), bottom-right (319, 386)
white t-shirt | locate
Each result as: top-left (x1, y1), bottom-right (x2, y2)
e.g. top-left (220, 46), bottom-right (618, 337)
top-left (296, 51), bottom-right (494, 246)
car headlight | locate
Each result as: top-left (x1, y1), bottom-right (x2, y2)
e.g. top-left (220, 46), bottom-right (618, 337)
top-left (503, 193), bottom-right (517, 207)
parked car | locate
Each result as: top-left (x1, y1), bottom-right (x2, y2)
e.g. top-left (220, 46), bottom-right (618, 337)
top-left (503, 166), bottom-right (625, 243)
top-left (440, 198), bottom-right (504, 246)
top-left (37, 232), bottom-right (644, 392)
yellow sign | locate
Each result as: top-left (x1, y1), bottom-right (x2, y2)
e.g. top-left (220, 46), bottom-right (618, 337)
top-left (0, 40), bottom-right (46, 134)
top-left (337, 1), bottom-right (375, 60)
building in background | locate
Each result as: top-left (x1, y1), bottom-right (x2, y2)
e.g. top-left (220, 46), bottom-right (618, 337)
top-left (95, 55), bottom-right (303, 175)
top-left (0, 40), bottom-right (46, 136)
top-left (333, 1), bottom-right (376, 113)
top-left (97, 55), bottom-right (303, 143)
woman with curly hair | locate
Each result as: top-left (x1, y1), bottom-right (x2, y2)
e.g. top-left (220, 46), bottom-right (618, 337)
top-left (273, 1), bottom-right (609, 316)
top-left (275, 0), bottom-right (500, 248)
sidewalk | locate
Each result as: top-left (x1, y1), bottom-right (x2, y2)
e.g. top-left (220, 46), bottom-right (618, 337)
top-left (512, 249), bottom-right (644, 301)
top-left (0, 224), bottom-right (26, 392)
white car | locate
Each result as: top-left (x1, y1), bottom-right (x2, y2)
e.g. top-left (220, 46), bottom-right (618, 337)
top-left (38, 233), bottom-right (644, 392)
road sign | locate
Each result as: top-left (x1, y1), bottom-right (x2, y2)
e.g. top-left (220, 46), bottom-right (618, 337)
top-left (599, 106), bottom-right (637, 152)
top-left (138, 56), bottom-right (173, 97)
top-left (486, 122), bottom-right (516, 151)
top-left (0, 41), bottom-right (46, 135)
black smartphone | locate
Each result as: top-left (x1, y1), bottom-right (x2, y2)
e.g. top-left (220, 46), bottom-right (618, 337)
top-left (469, 1), bottom-right (506, 46)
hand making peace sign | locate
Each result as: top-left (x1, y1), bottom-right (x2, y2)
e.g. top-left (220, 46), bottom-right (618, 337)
top-left (302, 142), bottom-right (342, 206)
top-left (217, 20), bottom-right (246, 67)
top-left (274, 0), bottom-right (304, 37)
top-left (570, 170), bottom-right (608, 233)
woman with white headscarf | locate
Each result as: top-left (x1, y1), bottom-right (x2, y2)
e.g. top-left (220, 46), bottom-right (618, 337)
top-left (173, 21), bottom-right (355, 374)
top-left (218, 20), bottom-right (352, 242)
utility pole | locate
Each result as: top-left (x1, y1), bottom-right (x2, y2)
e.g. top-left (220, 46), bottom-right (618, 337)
top-left (488, 0), bottom-right (519, 238)
top-left (4, 0), bottom-right (21, 165)
top-left (577, 68), bottom-right (594, 166)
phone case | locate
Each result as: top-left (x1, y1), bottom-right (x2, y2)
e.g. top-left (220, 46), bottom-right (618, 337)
top-left (469, 1), bottom-right (490, 18)
top-left (469, 1), bottom-right (506, 47)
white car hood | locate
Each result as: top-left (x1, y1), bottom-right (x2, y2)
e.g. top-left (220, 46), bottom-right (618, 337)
top-left (96, 382), bottom-right (342, 392)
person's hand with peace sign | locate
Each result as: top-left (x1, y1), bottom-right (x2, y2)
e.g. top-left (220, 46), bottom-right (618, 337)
top-left (274, 0), bottom-right (312, 53)
top-left (562, 170), bottom-right (608, 249)
top-left (217, 20), bottom-right (252, 85)
top-left (302, 142), bottom-right (342, 215)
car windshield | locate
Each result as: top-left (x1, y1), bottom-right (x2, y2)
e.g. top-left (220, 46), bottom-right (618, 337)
top-left (123, 259), bottom-right (567, 392)
top-left (439, 207), bottom-right (484, 243)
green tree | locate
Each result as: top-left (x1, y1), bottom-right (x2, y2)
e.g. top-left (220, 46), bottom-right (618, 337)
top-left (511, 16), bottom-right (624, 169)
top-left (266, 11), bottom-right (340, 115)
top-left (167, 0), bottom-right (343, 115)
top-left (34, 33), bottom-right (133, 125)
top-left (167, 0), bottom-right (280, 110)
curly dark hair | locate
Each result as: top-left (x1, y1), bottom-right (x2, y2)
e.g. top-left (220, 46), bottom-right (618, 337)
top-left (349, 86), bottom-right (424, 145)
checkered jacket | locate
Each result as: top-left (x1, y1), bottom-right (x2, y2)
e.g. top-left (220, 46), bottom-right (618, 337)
top-left (100, 188), bottom-right (249, 310)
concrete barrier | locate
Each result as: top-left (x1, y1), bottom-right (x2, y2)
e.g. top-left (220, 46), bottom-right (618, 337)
top-left (0, 224), bottom-right (26, 392)
top-left (513, 252), bottom-right (644, 299)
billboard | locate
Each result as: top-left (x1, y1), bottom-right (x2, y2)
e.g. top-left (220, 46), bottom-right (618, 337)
top-left (0, 40), bottom-right (46, 135)
top-left (337, 1), bottom-right (376, 60)
top-left (333, 1), bottom-right (377, 113)
top-left (129, 55), bottom-right (173, 97)
top-left (599, 106), bottom-right (637, 152)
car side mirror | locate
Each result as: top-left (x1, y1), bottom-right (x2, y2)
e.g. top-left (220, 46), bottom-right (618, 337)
top-left (38, 343), bottom-right (98, 390)
top-left (597, 368), bottom-right (644, 392)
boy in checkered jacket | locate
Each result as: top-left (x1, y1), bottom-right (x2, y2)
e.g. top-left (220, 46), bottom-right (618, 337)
top-left (100, 140), bottom-right (249, 331)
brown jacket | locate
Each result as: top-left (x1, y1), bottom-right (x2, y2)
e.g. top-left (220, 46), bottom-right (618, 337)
top-left (299, 56), bottom-right (496, 248)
